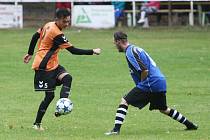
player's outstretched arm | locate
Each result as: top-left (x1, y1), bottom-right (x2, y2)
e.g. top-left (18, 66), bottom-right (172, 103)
top-left (66, 47), bottom-right (101, 55)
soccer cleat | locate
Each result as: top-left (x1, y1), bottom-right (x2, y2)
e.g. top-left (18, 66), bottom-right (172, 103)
top-left (33, 123), bottom-right (44, 131)
top-left (104, 130), bottom-right (120, 136)
top-left (54, 112), bottom-right (62, 117)
top-left (185, 123), bottom-right (198, 130)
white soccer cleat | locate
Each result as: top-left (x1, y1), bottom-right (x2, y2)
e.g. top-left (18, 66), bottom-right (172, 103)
top-left (33, 123), bottom-right (45, 131)
top-left (104, 130), bottom-right (119, 136)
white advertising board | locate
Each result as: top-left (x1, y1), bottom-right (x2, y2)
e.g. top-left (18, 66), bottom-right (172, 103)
top-left (0, 4), bottom-right (23, 28)
top-left (72, 5), bottom-right (115, 29)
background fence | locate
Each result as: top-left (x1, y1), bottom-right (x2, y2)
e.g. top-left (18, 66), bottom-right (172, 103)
top-left (0, 0), bottom-right (210, 28)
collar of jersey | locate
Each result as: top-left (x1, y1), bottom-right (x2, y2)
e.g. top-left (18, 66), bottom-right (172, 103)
top-left (125, 44), bottom-right (132, 52)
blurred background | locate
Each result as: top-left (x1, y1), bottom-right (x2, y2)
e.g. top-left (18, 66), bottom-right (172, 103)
top-left (0, 0), bottom-right (210, 29)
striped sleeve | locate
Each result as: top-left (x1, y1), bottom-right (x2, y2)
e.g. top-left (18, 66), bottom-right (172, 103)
top-left (126, 47), bottom-right (147, 72)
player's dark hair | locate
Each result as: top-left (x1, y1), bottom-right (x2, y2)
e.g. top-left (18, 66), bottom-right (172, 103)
top-left (55, 8), bottom-right (71, 19)
top-left (114, 31), bottom-right (128, 42)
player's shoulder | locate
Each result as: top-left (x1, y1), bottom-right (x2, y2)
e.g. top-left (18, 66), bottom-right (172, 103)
top-left (133, 45), bottom-right (144, 52)
top-left (44, 22), bottom-right (63, 35)
top-left (126, 45), bottom-right (146, 59)
top-left (127, 45), bottom-right (144, 53)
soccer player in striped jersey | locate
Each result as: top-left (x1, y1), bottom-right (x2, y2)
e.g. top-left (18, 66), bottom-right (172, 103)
top-left (105, 31), bottom-right (197, 135)
top-left (23, 9), bottom-right (101, 131)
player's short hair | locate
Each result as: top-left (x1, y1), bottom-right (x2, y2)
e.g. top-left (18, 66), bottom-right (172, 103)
top-left (55, 8), bottom-right (71, 19)
top-left (114, 31), bottom-right (128, 41)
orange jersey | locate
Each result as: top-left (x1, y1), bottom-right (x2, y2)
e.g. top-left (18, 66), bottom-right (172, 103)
top-left (32, 22), bottom-right (73, 71)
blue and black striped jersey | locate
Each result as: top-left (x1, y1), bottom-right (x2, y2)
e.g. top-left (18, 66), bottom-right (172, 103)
top-left (125, 44), bottom-right (167, 93)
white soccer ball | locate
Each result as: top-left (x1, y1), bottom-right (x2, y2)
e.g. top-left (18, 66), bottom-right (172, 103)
top-left (55, 98), bottom-right (73, 115)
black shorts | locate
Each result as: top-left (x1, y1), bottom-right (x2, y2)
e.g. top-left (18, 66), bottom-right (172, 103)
top-left (34, 65), bottom-right (67, 91)
top-left (123, 87), bottom-right (167, 110)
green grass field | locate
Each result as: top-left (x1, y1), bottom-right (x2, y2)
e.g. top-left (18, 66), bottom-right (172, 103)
top-left (0, 27), bottom-right (210, 140)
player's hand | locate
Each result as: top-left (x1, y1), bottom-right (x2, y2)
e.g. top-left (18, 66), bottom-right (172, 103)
top-left (93, 48), bottom-right (101, 55)
top-left (23, 54), bottom-right (32, 64)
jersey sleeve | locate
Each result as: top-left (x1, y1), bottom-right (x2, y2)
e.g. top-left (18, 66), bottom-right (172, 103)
top-left (66, 47), bottom-right (93, 55)
top-left (53, 34), bottom-right (73, 49)
top-left (27, 30), bottom-right (41, 55)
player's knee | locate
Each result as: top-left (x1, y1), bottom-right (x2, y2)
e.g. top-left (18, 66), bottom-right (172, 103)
top-left (62, 74), bottom-right (72, 86)
top-left (159, 107), bottom-right (170, 115)
top-left (120, 98), bottom-right (128, 106)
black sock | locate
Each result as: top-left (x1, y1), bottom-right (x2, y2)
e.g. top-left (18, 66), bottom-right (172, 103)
top-left (113, 104), bottom-right (128, 131)
top-left (34, 91), bottom-right (54, 124)
top-left (60, 74), bottom-right (72, 98)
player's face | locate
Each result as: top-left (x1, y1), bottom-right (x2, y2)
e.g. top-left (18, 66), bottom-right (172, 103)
top-left (57, 16), bottom-right (70, 29)
top-left (113, 39), bottom-right (124, 52)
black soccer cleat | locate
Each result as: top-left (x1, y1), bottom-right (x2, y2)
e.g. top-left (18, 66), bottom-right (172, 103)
top-left (185, 123), bottom-right (198, 130)
top-left (54, 112), bottom-right (62, 117)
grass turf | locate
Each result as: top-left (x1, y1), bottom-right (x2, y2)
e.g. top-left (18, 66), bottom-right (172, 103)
top-left (0, 27), bottom-right (209, 140)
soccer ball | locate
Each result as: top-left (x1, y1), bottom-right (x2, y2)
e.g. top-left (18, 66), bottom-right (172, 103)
top-left (55, 98), bottom-right (73, 115)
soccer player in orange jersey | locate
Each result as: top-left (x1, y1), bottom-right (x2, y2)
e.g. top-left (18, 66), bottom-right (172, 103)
top-left (23, 9), bottom-right (101, 131)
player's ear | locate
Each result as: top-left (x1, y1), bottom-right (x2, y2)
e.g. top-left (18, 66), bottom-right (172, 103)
top-left (116, 40), bottom-right (121, 44)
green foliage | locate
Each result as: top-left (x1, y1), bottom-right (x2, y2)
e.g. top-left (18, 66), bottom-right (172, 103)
top-left (0, 27), bottom-right (210, 140)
